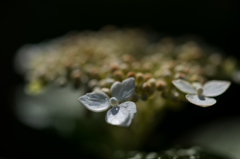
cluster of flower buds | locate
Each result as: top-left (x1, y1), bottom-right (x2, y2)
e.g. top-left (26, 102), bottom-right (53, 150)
top-left (16, 29), bottom-right (235, 96)
top-left (15, 27), bottom-right (237, 109)
top-left (15, 27), bottom-right (238, 154)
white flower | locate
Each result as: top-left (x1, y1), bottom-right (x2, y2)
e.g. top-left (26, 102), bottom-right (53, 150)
top-left (172, 79), bottom-right (231, 107)
top-left (78, 77), bottom-right (137, 127)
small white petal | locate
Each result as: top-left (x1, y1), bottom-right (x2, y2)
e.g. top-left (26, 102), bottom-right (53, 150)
top-left (110, 77), bottom-right (135, 103)
top-left (203, 80), bottom-right (231, 97)
top-left (172, 79), bottom-right (196, 94)
top-left (105, 106), bottom-right (130, 126)
top-left (110, 81), bottom-right (122, 100)
top-left (119, 101), bottom-right (137, 126)
top-left (186, 94), bottom-right (216, 107)
top-left (78, 91), bottom-right (110, 112)
top-left (119, 101), bottom-right (137, 114)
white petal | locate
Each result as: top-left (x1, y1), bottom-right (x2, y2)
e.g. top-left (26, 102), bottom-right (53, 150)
top-left (172, 79), bottom-right (196, 94)
top-left (110, 81), bottom-right (122, 100)
top-left (119, 102), bottom-right (137, 126)
top-left (105, 106), bottom-right (130, 126)
top-left (203, 80), bottom-right (231, 97)
top-left (117, 113), bottom-right (135, 127)
top-left (186, 94), bottom-right (216, 107)
top-left (110, 77), bottom-right (135, 103)
top-left (119, 101), bottom-right (137, 114)
top-left (78, 91), bottom-right (110, 112)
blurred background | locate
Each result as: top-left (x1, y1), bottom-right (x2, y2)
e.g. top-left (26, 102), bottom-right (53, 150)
top-left (1, 0), bottom-right (240, 158)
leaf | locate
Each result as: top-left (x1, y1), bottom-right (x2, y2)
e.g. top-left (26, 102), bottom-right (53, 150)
top-left (186, 94), bottom-right (216, 107)
top-left (203, 80), bottom-right (231, 97)
top-left (172, 79), bottom-right (196, 94)
top-left (110, 77), bottom-right (135, 103)
top-left (78, 91), bottom-right (110, 112)
top-left (105, 106), bottom-right (130, 126)
top-left (119, 101), bottom-right (137, 126)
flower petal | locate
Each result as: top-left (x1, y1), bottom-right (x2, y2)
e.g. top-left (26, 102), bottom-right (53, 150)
top-left (186, 94), bottom-right (216, 107)
top-left (105, 106), bottom-right (130, 126)
top-left (110, 77), bottom-right (135, 103)
top-left (119, 101), bottom-right (137, 126)
top-left (110, 81), bottom-right (122, 100)
top-left (203, 80), bottom-right (231, 97)
top-left (119, 101), bottom-right (137, 114)
top-left (78, 91), bottom-right (110, 112)
top-left (172, 79), bottom-right (196, 94)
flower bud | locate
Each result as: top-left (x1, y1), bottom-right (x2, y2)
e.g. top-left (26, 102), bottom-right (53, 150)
top-left (156, 80), bottom-right (166, 91)
top-left (113, 70), bottom-right (124, 81)
top-left (174, 72), bottom-right (187, 79)
top-left (132, 62), bottom-right (141, 71)
top-left (89, 69), bottom-right (100, 79)
top-left (189, 74), bottom-right (205, 83)
top-left (88, 79), bottom-right (98, 89)
top-left (127, 71), bottom-right (136, 78)
top-left (147, 78), bottom-right (156, 89)
top-left (163, 70), bottom-right (172, 79)
top-left (101, 87), bottom-right (110, 96)
top-left (55, 76), bottom-right (67, 87)
top-left (142, 82), bottom-right (152, 93)
top-left (122, 54), bottom-right (133, 63)
top-left (93, 86), bottom-right (101, 92)
top-left (110, 63), bottom-right (119, 72)
top-left (81, 74), bottom-right (89, 84)
top-left (136, 72), bottom-right (144, 83)
top-left (119, 63), bottom-right (129, 73)
top-left (144, 73), bottom-right (152, 81)
top-left (71, 69), bottom-right (81, 80)
top-left (174, 65), bottom-right (189, 74)
top-left (142, 62), bottom-right (152, 72)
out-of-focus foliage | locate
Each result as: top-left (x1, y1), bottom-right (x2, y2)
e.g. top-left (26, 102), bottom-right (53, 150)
top-left (113, 146), bottom-right (229, 159)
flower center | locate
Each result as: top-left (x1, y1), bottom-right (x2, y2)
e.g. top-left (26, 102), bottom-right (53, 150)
top-left (197, 87), bottom-right (203, 97)
top-left (110, 97), bottom-right (118, 107)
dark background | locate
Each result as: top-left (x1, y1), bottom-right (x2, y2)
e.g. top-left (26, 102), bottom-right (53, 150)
top-left (1, 0), bottom-right (240, 158)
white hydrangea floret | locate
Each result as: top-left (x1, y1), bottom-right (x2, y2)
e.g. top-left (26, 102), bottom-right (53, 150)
top-left (172, 79), bottom-right (231, 107)
top-left (78, 77), bottom-right (137, 127)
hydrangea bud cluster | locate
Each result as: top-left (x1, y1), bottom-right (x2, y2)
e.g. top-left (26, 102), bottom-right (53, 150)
top-left (15, 28), bottom-right (238, 104)
top-left (15, 27), bottom-right (238, 152)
